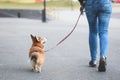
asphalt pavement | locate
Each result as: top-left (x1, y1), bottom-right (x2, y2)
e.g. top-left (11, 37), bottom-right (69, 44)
top-left (0, 7), bottom-right (120, 80)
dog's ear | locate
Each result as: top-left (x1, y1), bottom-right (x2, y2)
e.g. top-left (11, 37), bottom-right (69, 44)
top-left (30, 34), bottom-right (34, 43)
top-left (30, 34), bottom-right (34, 39)
top-left (35, 36), bottom-right (40, 42)
top-left (31, 34), bottom-right (40, 43)
top-left (30, 34), bottom-right (37, 43)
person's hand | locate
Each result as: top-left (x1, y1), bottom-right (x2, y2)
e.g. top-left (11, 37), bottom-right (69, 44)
top-left (79, 0), bottom-right (85, 15)
top-left (80, 5), bottom-right (84, 15)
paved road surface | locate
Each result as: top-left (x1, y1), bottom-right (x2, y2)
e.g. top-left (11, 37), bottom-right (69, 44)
top-left (0, 7), bottom-right (120, 80)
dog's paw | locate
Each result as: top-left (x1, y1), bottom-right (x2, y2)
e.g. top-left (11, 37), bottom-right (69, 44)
top-left (37, 68), bottom-right (41, 73)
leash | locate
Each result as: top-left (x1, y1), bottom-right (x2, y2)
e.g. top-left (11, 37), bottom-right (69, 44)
top-left (45, 12), bottom-right (83, 52)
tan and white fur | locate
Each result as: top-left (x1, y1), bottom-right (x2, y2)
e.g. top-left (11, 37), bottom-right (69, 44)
top-left (29, 34), bottom-right (47, 73)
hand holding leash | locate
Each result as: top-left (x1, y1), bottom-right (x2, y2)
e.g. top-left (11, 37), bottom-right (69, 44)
top-left (78, 0), bottom-right (86, 15)
top-left (80, 6), bottom-right (84, 15)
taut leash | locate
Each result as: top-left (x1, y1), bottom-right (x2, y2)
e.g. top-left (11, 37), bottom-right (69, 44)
top-left (45, 12), bottom-right (83, 52)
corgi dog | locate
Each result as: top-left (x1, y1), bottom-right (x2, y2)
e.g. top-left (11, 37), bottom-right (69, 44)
top-left (29, 34), bottom-right (47, 73)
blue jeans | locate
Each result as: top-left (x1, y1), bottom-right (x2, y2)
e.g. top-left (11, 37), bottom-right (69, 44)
top-left (85, 0), bottom-right (112, 61)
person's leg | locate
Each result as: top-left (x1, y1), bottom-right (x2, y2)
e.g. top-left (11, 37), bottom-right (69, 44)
top-left (98, 7), bottom-right (112, 58)
top-left (85, 7), bottom-right (98, 66)
top-left (89, 22), bottom-right (98, 61)
top-left (98, 3), bottom-right (112, 72)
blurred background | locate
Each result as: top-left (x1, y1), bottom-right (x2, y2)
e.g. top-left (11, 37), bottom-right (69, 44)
top-left (0, 0), bottom-right (120, 22)
top-left (0, 0), bottom-right (79, 9)
top-left (0, 0), bottom-right (80, 22)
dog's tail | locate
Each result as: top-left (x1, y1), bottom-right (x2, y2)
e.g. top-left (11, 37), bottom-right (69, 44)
top-left (31, 55), bottom-right (37, 63)
top-left (30, 52), bottom-right (39, 64)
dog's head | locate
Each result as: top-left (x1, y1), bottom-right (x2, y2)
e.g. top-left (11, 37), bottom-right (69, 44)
top-left (30, 34), bottom-right (47, 49)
